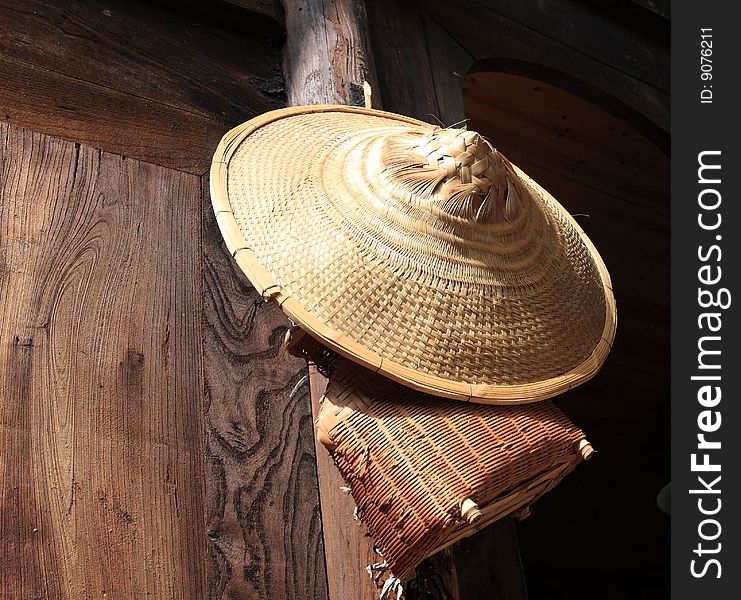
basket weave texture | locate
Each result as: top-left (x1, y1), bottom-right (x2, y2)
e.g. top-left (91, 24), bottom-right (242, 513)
top-left (317, 357), bottom-right (588, 580)
top-left (211, 105), bottom-right (616, 404)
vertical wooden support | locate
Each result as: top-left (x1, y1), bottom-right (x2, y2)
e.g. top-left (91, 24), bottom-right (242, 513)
top-left (283, 2), bottom-right (384, 597)
top-left (284, 1), bottom-right (527, 599)
top-left (284, 0), bottom-right (381, 108)
top-left (201, 179), bottom-right (328, 599)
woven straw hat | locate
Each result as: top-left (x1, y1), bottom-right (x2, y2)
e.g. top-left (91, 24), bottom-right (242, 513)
top-left (211, 105), bottom-right (616, 404)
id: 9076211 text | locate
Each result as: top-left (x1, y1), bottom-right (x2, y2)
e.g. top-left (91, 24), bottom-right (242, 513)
top-left (700, 28), bottom-right (713, 104)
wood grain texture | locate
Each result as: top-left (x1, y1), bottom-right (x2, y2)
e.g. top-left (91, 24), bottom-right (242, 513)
top-left (365, 0), bottom-right (440, 122)
top-left (0, 0), bottom-right (284, 174)
top-left (0, 124), bottom-right (207, 598)
top-left (201, 178), bottom-right (328, 599)
top-left (283, 0), bottom-right (381, 107)
top-left (421, 13), bottom-right (475, 127)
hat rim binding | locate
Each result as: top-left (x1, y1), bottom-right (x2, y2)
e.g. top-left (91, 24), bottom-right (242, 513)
top-left (210, 104), bottom-right (617, 404)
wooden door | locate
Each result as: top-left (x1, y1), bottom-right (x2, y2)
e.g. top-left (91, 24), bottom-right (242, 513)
top-left (0, 1), bottom-right (332, 597)
top-left (0, 123), bottom-right (327, 599)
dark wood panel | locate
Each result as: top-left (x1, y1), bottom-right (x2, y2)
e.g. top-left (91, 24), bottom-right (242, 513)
top-left (365, 0), bottom-right (440, 122)
top-left (471, 0), bottom-right (669, 91)
top-left (0, 57), bottom-right (228, 175)
top-left (0, 0), bottom-right (284, 174)
top-left (146, 0), bottom-right (286, 42)
top-left (422, 12), bottom-right (475, 126)
top-left (422, 0), bottom-right (670, 149)
top-left (463, 72), bottom-right (670, 584)
top-left (201, 178), bottom-right (328, 599)
top-left (0, 124), bottom-right (208, 598)
top-left (581, 0), bottom-right (670, 35)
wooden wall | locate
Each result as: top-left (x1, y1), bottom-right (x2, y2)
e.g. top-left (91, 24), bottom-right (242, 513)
top-left (1, 1), bottom-right (328, 598)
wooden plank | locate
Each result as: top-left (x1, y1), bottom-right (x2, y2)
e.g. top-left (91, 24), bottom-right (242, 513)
top-left (422, 12), bottom-right (475, 127)
top-left (201, 177), bottom-right (328, 599)
top-left (0, 0), bottom-right (284, 174)
top-left (0, 124), bottom-right (208, 598)
top-left (470, 0), bottom-right (669, 92)
top-left (422, 0), bottom-right (669, 149)
top-left (586, 0), bottom-right (670, 30)
top-left (365, 0), bottom-right (440, 122)
top-left (215, 0), bottom-right (281, 19)
top-left (283, 0), bottom-right (381, 107)
top-left (0, 57), bottom-right (228, 175)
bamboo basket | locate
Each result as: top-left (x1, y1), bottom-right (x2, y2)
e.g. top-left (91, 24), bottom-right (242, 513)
top-left (290, 332), bottom-right (592, 581)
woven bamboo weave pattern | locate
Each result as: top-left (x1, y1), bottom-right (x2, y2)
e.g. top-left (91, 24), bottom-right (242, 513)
top-left (211, 105), bottom-right (616, 403)
top-left (316, 358), bottom-right (587, 580)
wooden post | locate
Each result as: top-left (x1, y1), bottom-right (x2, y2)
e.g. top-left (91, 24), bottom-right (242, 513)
top-left (283, 3), bottom-right (386, 597)
top-left (283, 1), bottom-right (527, 598)
top-left (284, 0), bottom-right (381, 108)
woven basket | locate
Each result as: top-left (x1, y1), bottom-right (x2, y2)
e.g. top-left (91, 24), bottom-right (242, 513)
top-left (307, 348), bottom-right (591, 581)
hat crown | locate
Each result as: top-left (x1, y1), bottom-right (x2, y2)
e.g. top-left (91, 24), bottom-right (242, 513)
top-left (381, 127), bottom-right (523, 224)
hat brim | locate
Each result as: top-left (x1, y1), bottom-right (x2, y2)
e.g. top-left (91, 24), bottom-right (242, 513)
top-left (211, 105), bottom-right (616, 404)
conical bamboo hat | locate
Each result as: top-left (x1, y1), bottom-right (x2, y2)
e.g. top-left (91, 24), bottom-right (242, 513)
top-left (211, 105), bottom-right (616, 404)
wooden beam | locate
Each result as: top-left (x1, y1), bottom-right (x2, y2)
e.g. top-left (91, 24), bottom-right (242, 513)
top-left (284, 1), bottom-right (527, 598)
top-left (0, 0), bottom-right (284, 174)
top-left (284, 0), bottom-right (381, 107)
